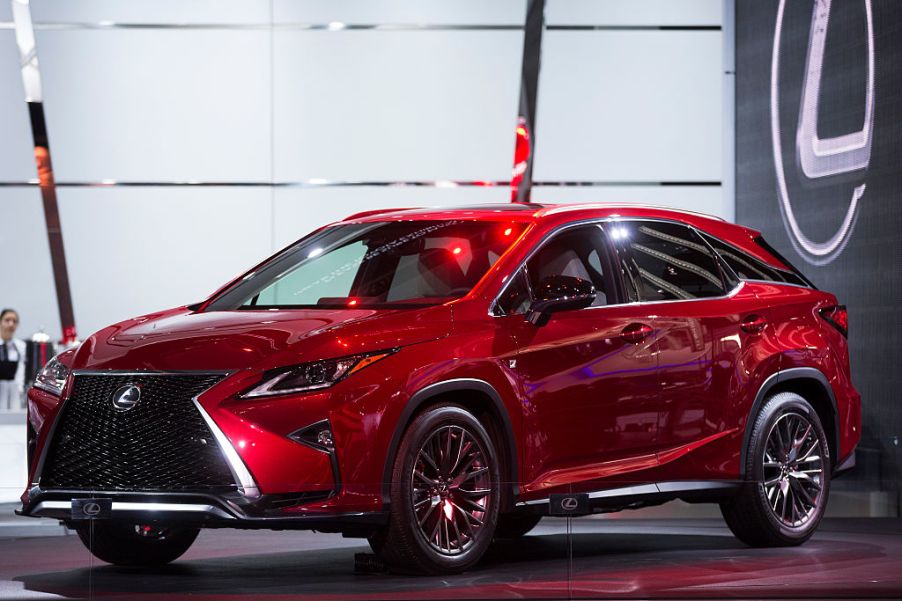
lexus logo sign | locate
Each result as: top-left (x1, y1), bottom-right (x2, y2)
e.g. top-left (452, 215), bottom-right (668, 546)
top-left (770, 0), bottom-right (874, 265)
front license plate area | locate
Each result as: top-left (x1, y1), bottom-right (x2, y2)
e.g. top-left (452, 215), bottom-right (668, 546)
top-left (71, 498), bottom-right (113, 520)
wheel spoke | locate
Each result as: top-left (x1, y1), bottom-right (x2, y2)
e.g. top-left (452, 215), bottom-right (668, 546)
top-left (460, 507), bottom-right (484, 527)
top-left (793, 423), bottom-right (812, 452)
top-left (456, 487), bottom-right (492, 499)
top-left (415, 470), bottom-right (438, 487)
top-left (450, 512), bottom-right (464, 552)
top-left (419, 448), bottom-right (440, 473)
top-left (418, 500), bottom-right (439, 527)
top-left (799, 438), bottom-right (820, 462)
top-left (449, 429), bottom-right (468, 475)
top-left (443, 427), bottom-right (455, 473)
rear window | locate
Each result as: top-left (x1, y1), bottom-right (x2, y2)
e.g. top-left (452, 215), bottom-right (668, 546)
top-left (701, 234), bottom-right (813, 288)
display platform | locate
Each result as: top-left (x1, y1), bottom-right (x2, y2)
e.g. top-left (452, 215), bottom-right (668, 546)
top-left (0, 515), bottom-right (900, 600)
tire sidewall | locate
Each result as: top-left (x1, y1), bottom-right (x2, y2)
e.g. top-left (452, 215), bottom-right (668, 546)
top-left (391, 405), bottom-right (501, 573)
top-left (750, 393), bottom-right (831, 542)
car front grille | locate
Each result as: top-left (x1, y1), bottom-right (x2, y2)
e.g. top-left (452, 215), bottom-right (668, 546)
top-left (40, 373), bottom-right (238, 492)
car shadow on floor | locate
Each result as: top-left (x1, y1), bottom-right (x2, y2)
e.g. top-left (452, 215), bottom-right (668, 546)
top-left (12, 530), bottom-right (889, 600)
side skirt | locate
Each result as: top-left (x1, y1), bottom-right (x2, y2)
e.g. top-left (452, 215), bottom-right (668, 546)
top-left (514, 481), bottom-right (740, 516)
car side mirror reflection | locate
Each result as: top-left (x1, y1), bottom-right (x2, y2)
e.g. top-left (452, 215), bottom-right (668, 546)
top-left (526, 275), bottom-right (596, 326)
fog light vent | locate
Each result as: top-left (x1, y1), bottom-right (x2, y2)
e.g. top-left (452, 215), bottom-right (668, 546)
top-left (288, 419), bottom-right (335, 453)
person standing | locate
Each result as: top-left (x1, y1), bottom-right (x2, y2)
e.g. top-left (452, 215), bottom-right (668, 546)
top-left (0, 309), bottom-right (26, 411)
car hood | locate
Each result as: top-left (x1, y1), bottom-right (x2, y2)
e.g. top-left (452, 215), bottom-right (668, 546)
top-left (71, 304), bottom-right (453, 373)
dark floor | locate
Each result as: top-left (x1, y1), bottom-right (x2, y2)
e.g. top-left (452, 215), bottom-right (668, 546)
top-left (0, 517), bottom-right (900, 600)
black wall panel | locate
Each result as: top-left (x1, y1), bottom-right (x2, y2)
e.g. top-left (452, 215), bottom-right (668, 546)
top-left (737, 0), bottom-right (902, 492)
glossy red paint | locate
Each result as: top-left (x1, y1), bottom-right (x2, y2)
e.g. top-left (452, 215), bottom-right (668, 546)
top-left (21, 203), bottom-right (860, 527)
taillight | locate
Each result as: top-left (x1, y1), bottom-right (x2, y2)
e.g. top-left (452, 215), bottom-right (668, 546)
top-left (819, 305), bottom-right (848, 337)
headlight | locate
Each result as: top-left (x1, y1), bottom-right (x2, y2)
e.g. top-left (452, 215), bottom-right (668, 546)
top-left (33, 356), bottom-right (70, 396)
top-left (242, 350), bottom-right (395, 398)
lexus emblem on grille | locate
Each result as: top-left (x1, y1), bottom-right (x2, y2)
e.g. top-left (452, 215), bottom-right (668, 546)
top-left (111, 384), bottom-right (141, 411)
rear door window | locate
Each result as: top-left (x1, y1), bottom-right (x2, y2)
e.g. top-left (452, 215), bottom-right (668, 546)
top-left (621, 221), bottom-right (727, 301)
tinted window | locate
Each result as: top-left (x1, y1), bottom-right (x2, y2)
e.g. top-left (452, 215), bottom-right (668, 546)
top-left (205, 220), bottom-right (526, 310)
top-left (494, 269), bottom-right (531, 315)
top-left (625, 221), bottom-right (726, 301)
top-left (702, 234), bottom-right (810, 287)
top-left (526, 225), bottom-right (612, 307)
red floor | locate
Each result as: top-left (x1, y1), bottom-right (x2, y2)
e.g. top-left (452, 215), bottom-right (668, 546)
top-left (1, 518), bottom-right (900, 600)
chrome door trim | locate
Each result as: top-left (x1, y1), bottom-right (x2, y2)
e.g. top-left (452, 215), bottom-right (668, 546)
top-left (516, 480), bottom-right (739, 508)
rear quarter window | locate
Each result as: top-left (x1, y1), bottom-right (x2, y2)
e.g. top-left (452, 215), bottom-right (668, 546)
top-left (702, 233), bottom-right (812, 288)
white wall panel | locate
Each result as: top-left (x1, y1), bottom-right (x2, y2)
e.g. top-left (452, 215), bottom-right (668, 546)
top-left (531, 185), bottom-right (730, 220)
top-left (0, 32), bottom-right (37, 182)
top-left (0, 188), bottom-right (61, 340)
top-left (273, 187), bottom-right (510, 249)
top-left (37, 29), bottom-right (272, 182)
top-left (274, 0), bottom-right (525, 25)
top-left (546, 0), bottom-right (722, 26)
top-left (534, 30), bottom-right (722, 183)
top-left (0, 424), bottom-right (28, 502)
top-left (30, 0), bottom-right (269, 25)
top-left (58, 187), bottom-right (273, 337)
top-left (273, 31), bottom-right (522, 182)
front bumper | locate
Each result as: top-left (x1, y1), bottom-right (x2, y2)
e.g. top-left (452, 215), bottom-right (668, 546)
top-left (18, 487), bottom-right (387, 533)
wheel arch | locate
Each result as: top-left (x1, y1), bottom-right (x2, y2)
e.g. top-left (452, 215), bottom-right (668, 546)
top-left (740, 367), bottom-right (839, 479)
top-left (381, 378), bottom-right (519, 510)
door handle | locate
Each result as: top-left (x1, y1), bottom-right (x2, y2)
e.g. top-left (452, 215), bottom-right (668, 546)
top-left (621, 323), bottom-right (653, 343)
top-left (741, 314), bottom-right (767, 334)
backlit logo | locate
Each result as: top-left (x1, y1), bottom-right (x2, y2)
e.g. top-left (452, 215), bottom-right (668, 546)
top-left (770, 0), bottom-right (874, 265)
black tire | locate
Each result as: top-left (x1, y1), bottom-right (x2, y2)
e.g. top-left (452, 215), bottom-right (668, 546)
top-left (76, 521), bottom-right (199, 566)
top-left (370, 404), bottom-right (501, 574)
top-left (721, 391), bottom-right (831, 547)
top-left (494, 513), bottom-right (542, 539)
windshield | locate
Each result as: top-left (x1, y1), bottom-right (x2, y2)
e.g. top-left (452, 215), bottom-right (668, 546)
top-left (205, 220), bottom-right (526, 310)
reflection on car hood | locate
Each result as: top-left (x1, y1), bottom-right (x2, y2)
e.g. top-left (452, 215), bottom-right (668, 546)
top-left (72, 305), bottom-right (453, 372)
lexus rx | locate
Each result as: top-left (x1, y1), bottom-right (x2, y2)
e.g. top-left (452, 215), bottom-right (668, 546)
top-left (19, 203), bottom-right (860, 574)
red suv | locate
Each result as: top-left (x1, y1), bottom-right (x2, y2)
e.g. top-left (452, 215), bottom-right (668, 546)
top-left (20, 203), bottom-right (860, 574)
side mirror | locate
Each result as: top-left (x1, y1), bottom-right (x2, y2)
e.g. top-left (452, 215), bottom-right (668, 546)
top-left (526, 275), bottom-right (596, 326)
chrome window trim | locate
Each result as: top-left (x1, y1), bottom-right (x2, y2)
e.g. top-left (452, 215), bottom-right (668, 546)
top-left (738, 278), bottom-right (814, 290)
top-left (489, 216), bottom-right (746, 318)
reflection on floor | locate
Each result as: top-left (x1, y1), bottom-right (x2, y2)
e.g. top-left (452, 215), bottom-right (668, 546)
top-left (0, 517), bottom-right (900, 600)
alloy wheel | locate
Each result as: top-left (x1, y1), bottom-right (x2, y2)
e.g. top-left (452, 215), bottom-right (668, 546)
top-left (762, 411), bottom-right (825, 527)
top-left (410, 425), bottom-right (493, 556)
